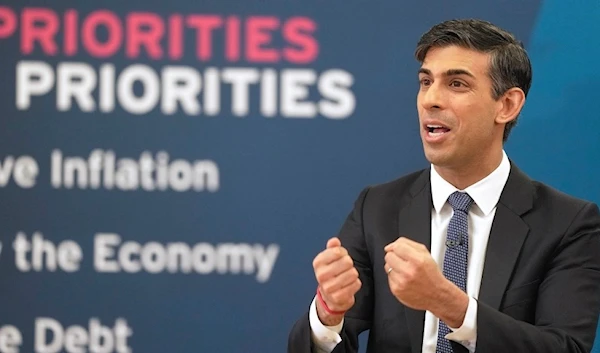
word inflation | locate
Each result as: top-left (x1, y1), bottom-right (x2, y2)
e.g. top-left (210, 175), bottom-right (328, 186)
top-left (51, 149), bottom-right (219, 192)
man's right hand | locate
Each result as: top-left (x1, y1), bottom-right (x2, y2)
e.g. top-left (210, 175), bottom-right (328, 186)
top-left (313, 237), bottom-right (362, 326)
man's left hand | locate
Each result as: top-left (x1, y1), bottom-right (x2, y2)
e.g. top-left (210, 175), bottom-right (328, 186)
top-left (384, 237), bottom-right (469, 327)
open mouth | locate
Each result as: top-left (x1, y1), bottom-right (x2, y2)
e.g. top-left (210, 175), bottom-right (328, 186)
top-left (426, 124), bottom-right (451, 135)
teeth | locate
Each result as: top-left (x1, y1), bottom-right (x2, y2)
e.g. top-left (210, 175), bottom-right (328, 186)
top-left (427, 125), bottom-right (444, 128)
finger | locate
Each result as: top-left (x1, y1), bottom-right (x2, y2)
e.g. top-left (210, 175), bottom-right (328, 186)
top-left (385, 237), bottom-right (425, 252)
top-left (326, 237), bottom-right (341, 249)
top-left (313, 246), bottom-right (349, 268)
top-left (395, 237), bottom-right (426, 250)
top-left (384, 236), bottom-right (408, 252)
top-left (384, 238), bottom-right (400, 252)
top-left (384, 251), bottom-right (409, 274)
top-left (327, 278), bottom-right (362, 306)
top-left (320, 266), bottom-right (359, 294)
top-left (383, 237), bottom-right (407, 252)
top-left (315, 254), bottom-right (354, 283)
top-left (391, 241), bottom-right (414, 262)
top-left (384, 242), bottom-right (396, 252)
top-left (391, 240), bottom-right (422, 263)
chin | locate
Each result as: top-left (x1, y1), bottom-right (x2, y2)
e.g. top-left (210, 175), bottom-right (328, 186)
top-left (423, 148), bottom-right (453, 167)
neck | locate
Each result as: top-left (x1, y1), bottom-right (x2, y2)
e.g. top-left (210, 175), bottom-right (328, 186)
top-left (434, 149), bottom-right (504, 190)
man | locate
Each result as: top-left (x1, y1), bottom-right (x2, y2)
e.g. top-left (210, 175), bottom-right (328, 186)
top-left (287, 19), bottom-right (600, 353)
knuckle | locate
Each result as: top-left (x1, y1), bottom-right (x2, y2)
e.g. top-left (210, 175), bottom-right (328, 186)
top-left (345, 286), bottom-right (356, 298)
top-left (398, 277), bottom-right (407, 290)
top-left (390, 282), bottom-right (399, 295)
top-left (315, 269), bottom-right (327, 283)
top-left (330, 292), bottom-right (342, 303)
top-left (345, 256), bottom-right (354, 267)
top-left (405, 268), bottom-right (415, 281)
top-left (337, 257), bottom-right (348, 269)
top-left (321, 249), bottom-right (336, 262)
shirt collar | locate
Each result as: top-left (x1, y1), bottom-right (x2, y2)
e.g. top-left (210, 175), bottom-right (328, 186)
top-left (430, 150), bottom-right (511, 216)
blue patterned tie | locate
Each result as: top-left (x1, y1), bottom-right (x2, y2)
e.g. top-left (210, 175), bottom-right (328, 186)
top-left (436, 191), bottom-right (473, 353)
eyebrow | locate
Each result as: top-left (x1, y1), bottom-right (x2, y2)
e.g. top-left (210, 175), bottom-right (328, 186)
top-left (418, 68), bottom-right (475, 79)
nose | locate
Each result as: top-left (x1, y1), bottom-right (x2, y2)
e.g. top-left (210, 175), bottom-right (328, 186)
top-left (419, 82), bottom-right (445, 111)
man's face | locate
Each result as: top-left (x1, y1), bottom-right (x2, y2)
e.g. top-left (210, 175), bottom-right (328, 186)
top-left (417, 45), bottom-right (503, 169)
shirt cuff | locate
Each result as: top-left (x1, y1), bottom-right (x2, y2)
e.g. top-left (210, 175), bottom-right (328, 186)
top-left (309, 296), bottom-right (343, 352)
top-left (445, 296), bottom-right (477, 351)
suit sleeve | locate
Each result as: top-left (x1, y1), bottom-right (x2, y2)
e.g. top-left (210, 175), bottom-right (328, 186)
top-left (288, 187), bottom-right (375, 353)
top-left (475, 202), bottom-right (600, 352)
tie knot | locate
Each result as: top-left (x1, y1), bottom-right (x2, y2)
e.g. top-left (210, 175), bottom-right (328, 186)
top-left (447, 191), bottom-right (473, 213)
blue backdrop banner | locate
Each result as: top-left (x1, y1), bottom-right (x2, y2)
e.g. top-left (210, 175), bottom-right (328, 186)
top-left (0, 0), bottom-right (597, 352)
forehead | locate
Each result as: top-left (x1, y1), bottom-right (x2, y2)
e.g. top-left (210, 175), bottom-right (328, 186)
top-left (420, 45), bottom-right (491, 77)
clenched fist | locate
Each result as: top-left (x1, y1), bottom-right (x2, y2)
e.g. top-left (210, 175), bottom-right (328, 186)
top-left (312, 237), bottom-right (362, 326)
top-left (384, 237), bottom-right (468, 328)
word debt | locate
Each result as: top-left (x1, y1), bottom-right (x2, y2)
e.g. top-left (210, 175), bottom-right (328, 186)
top-left (16, 61), bottom-right (355, 118)
top-left (0, 317), bottom-right (132, 353)
top-left (0, 7), bottom-right (318, 63)
top-left (39, 317), bottom-right (132, 353)
top-left (12, 232), bottom-right (280, 283)
top-left (51, 149), bottom-right (219, 192)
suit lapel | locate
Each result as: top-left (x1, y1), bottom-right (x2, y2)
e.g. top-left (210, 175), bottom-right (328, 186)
top-left (395, 163), bottom-right (534, 350)
top-left (397, 170), bottom-right (432, 353)
top-left (397, 162), bottom-right (534, 351)
top-left (478, 163), bottom-right (533, 309)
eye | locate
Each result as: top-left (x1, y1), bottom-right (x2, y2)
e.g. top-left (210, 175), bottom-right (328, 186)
top-left (450, 80), bottom-right (466, 88)
top-left (420, 78), bottom-right (432, 87)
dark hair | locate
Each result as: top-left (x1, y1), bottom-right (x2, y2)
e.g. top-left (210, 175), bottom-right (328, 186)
top-left (415, 19), bottom-right (532, 141)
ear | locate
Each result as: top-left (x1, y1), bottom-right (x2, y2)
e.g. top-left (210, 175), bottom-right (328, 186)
top-left (495, 87), bottom-right (526, 125)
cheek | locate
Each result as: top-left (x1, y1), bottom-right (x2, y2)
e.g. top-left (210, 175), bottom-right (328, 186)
top-left (454, 105), bottom-right (495, 146)
top-left (416, 96), bottom-right (425, 113)
top-left (416, 106), bottom-right (427, 121)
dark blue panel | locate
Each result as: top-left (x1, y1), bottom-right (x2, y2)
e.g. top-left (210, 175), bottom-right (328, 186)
top-left (0, 1), bottom-right (551, 352)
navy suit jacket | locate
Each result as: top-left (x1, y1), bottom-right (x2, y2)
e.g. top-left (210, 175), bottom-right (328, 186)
top-left (288, 163), bottom-right (600, 353)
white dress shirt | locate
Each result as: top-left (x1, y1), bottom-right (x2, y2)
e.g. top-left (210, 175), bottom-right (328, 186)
top-left (309, 150), bottom-right (511, 353)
